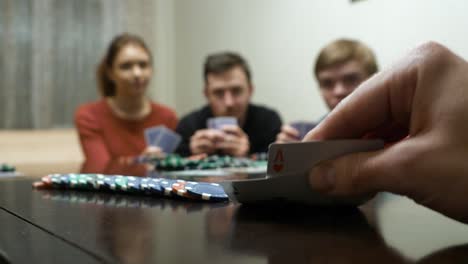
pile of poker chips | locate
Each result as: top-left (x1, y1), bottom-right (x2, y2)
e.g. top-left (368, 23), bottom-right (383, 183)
top-left (139, 154), bottom-right (267, 172)
top-left (33, 174), bottom-right (229, 202)
top-left (0, 163), bottom-right (15, 172)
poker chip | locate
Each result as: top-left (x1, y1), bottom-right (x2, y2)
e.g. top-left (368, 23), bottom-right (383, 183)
top-left (33, 173), bottom-right (230, 203)
top-left (171, 181), bottom-right (197, 199)
top-left (159, 179), bottom-right (181, 196)
top-left (0, 163), bottom-right (16, 172)
top-left (49, 174), bottom-right (63, 187)
top-left (41, 175), bottom-right (52, 186)
top-left (185, 182), bottom-right (229, 202)
top-left (141, 178), bottom-right (164, 195)
top-left (171, 181), bottom-right (186, 197)
top-left (59, 175), bottom-right (71, 187)
top-left (103, 176), bottom-right (117, 191)
top-left (96, 174), bottom-right (107, 190)
top-left (148, 153), bottom-right (268, 172)
top-left (114, 176), bottom-right (128, 192)
top-left (67, 174), bottom-right (79, 188)
top-left (126, 176), bottom-right (141, 193)
top-left (83, 174), bottom-right (98, 190)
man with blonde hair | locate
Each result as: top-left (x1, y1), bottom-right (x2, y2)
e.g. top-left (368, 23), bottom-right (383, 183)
top-left (276, 38), bottom-right (378, 143)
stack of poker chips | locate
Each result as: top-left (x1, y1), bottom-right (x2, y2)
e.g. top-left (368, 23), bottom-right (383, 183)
top-left (33, 174), bottom-right (229, 202)
top-left (0, 163), bottom-right (16, 172)
top-left (138, 154), bottom-right (267, 171)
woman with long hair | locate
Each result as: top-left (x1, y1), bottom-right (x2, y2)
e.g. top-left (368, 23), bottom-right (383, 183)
top-left (75, 33), bottom-right (177, 173)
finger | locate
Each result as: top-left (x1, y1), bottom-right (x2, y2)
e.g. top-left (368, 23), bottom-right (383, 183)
top-left (282, 125), bottom-right (300, 138)
top-left (221, 125), bottom-right (244, 136)
top-left (217, 134), bottom-right (249, 156)
top-left (308, 138), bottom-right (423, 198)
top-left (195, 138), bottom-right (214, 150)
top-left (144, 146), bottom-right (163, 154)
top-left (216, 134), bottom-right (238, 149)
top-left (276, 132), bottom-right (299, 143)
top-left (193, 129), bottom-right (209, 140)
top-left (202, 129), bottom-right (224, 141)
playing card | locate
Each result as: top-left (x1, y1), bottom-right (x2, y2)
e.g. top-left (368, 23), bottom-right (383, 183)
top-left (207, 118), bottom-right (216, 129)
top-left (144, 126), bottom-right (181, 153)
top-left (154, 126), bottom-right (182, 153)
top-left (207, 117), bottom-right (238, 130)
top-left (267, 140), bottom-right (384, 177)
top-left (231, 140), bottom-right (384, 206)
top-left (144, 126), bottom-right (163, 146)
top-left (290, 121), bottom-right (316, 140)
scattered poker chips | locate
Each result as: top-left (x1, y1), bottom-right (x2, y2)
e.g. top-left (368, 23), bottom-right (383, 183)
top-left (33, 174), bottom-right (229, 202)
top-left (0, 163), bottom-right (16, 172)
top-left (138, 154), bottom-right (267, 172)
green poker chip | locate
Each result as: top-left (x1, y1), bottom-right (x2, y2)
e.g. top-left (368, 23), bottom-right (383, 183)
top-left (114, 176), bottom-right (128, 192)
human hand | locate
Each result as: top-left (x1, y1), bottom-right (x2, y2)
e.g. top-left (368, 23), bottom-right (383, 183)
top-left (305, 42), bottom-right (468, 223)
top-left (189, 129), bottom-right (224, 155)
top-left (141, 145), bottom-right (165, 159)
top-left (275, 124), bottom-right (300, 143)
top-left (217, 125), bottom-right (250, 157)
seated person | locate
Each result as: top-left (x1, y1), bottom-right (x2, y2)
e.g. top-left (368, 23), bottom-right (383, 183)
top-left (75, 33), bottom-right (178, 173)
top-left (176, 52), bottom-right (282, 157)
top-left (276, 39), bottom-right (378, 143)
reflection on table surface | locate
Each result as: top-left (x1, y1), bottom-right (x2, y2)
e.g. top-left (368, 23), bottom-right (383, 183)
top-left (1, 177), bottom-right (468, 264)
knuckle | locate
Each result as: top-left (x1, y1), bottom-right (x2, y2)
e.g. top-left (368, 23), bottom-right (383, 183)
top-left (415, 41), bottom-right (452, 66)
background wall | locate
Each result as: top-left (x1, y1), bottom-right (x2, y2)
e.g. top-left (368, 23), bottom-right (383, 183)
top-left (2, 0), bottom-right (468, 128)
top-left (0, 0), bottom-right (158, 128)
top-left (167, 0), bottom-right (468, 123)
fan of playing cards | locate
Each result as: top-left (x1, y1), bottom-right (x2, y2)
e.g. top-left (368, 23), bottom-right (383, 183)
top-left (144, 125), bottom-right (182, 153)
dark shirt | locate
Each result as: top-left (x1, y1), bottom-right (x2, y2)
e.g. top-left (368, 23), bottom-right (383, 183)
top-left (175, 104), bottom-right (282, 156)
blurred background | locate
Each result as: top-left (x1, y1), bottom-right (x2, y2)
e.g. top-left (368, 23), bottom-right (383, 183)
top-left (1, 0), bottom-right (468, 129)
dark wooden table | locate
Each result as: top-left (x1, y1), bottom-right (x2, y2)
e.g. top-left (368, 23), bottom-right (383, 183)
top-left (1, 176), bottom-right (468, 264)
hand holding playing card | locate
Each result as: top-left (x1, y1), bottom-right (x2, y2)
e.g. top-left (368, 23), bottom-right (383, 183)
top-left (305, 42), bottom-right (468, 223)
top-left (216, 125), bottom-right (250, 157)
top-left (190, 129), bottom-right (224, 155)
top-left (276, 124), bottom-right (300, 143)
top-left (144, 126), bottom-right (182, 154)
top-left (207, 117), bottom-right (238, 130)
top-left (141, 146), bottom-right (165, 159)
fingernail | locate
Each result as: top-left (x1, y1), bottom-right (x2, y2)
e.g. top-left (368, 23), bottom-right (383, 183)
top-left (309, 163), bottom-right (335, 192)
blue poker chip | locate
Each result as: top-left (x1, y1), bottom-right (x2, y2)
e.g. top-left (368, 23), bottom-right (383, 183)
top-left (95, 174), bottom-right (107, 190)
top-left (126, 176), bottom-right (141, 193)
top-left (59, 174), bottom-right (71, 186)
top-left (185, 182), bottom-right (229, 202)
top-left (103, 176), bottom-right (117, 191)
top-left (141, 178), bottom-right (164, 195)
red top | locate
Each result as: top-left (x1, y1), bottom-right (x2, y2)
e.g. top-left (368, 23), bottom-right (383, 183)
top-left (75, 99), bottom-right (178, 174)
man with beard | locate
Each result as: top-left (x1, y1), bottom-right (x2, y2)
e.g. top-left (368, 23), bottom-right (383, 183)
top-left (175, 52), bottom-right (282, 157)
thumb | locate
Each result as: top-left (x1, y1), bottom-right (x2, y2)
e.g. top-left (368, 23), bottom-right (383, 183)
top-left (308, 141), bottom-right (415, 198)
